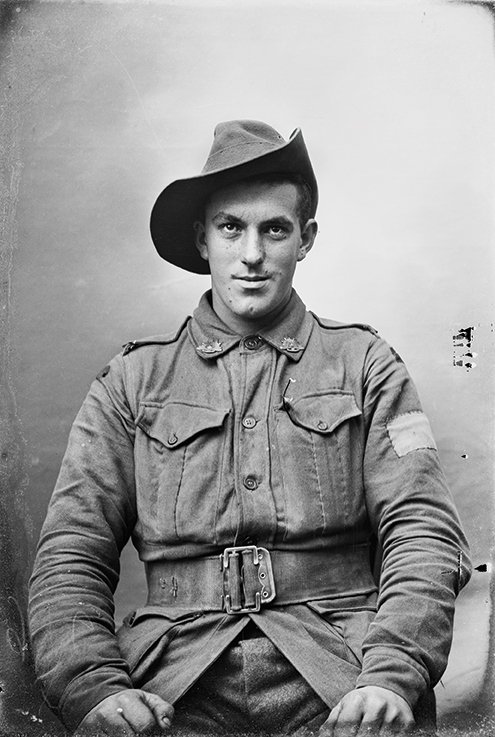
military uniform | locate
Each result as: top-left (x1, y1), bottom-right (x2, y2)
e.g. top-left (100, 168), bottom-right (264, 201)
top-left (29, 290), bottom-right (471, 733)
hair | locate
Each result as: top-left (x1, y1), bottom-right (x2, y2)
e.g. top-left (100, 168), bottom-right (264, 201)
top-left (244, 172), bottom-right (314, 229)
top-left (201, 172), bottom-right (314, 230)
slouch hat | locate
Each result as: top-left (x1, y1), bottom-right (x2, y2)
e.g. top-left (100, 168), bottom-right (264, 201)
top-left (150, 120), bottom-right (318, 274)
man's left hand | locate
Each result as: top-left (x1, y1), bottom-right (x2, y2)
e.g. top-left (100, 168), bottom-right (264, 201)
top-left (318, 686), bottom-right (415, 736)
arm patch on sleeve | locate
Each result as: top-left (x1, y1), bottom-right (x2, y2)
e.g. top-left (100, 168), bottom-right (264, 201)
top-left (386, 411), bottom-right (437, 457)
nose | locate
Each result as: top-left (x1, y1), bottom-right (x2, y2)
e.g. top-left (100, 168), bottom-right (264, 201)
top-left (241, 229), bottom-right (264, 266)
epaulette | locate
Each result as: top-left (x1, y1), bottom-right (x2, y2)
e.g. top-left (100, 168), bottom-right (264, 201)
top-left (122, 316), bottom-right (190, 356)
top-left (311, 312), bottom-right (379, 337)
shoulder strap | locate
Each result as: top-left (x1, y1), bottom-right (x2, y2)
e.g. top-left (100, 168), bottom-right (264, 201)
top-left (122, 316), bottom-right (190, 355)
top-left (311, 312), bottom-right (379, 337)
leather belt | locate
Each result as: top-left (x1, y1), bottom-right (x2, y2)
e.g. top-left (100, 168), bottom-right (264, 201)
top-left (145, 544), bottom-right (376, 613)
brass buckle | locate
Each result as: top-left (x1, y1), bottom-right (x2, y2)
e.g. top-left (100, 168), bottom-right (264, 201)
top-left (220, 545), bottom-right (276, 614)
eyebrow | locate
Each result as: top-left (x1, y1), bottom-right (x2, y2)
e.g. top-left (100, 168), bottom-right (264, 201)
top-left (211, 211), bottom-right (244, 224)
top-left (211, 212), bottom-right (294, 228)
top-left (263, 216), bottom-right (294, 228)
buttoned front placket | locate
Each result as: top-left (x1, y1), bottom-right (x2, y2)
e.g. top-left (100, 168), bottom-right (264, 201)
top-left (222, 334), bottom-right (279, 546)
top-left (188, 291), bottom-right (315, 546)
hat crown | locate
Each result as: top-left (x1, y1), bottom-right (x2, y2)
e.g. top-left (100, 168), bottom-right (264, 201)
top-left (202, 120), bottom-right (286, 174)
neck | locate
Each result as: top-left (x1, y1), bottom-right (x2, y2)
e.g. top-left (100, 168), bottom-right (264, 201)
top-left (210, 290), bottom-right (294, 336)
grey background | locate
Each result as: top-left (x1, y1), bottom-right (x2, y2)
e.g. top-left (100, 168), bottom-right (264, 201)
top-left (0, 0), bottom-right (493, 734)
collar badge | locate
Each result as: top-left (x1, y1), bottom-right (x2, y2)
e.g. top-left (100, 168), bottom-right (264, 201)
top-left (279, 336), bottom-right (303, 353)
top-left (197, 339), bottom-right (223, 354)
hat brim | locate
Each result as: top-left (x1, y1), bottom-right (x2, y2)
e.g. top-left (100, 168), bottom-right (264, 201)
top-left (150, 128), bottom-right (318, 274)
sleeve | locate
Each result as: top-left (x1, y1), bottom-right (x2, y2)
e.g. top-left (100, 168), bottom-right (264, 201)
top-left (28, 353), bottom-right (138, 732)
top-left (355, 337), bottom-right (472, 708)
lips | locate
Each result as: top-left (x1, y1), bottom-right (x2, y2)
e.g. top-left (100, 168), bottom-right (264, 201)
top-left (234, 275), bottom-right (270, 282)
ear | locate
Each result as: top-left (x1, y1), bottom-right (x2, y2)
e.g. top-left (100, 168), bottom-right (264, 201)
top-left (297, 219), bottom-right (318, 262)
top-left (194, 221), bottom-right (209, 261)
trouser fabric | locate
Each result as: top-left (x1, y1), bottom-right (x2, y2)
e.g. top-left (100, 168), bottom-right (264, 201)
top-left (172, 633), bottom-right (330, 736)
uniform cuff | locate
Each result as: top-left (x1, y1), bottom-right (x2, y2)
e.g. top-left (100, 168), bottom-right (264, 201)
top-left (59, 669), bottom-right (134, 732)
top-left (355, 647), bottom-right (429, 709)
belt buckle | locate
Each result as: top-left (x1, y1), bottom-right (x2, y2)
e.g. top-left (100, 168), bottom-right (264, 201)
top-left (220, 545), bottom-right (276, 614)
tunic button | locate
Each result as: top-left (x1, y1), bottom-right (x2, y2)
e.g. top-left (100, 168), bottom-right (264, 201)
top-left (243, 476), bottom-right (258, 490)
top-left (168, 433), bottom-right (178, 445)
top-left (317, 421), bottom-right (328, 431)
top-left (242, 416), bottom-right (257, 429)
top-left (244, 336), bottom-right (262, 350)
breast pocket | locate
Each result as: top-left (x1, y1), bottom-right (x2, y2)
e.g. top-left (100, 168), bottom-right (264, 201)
top-left (274, 391), bottom-right (363, 537)
top-left (135, 402), bottom-right (230, 542)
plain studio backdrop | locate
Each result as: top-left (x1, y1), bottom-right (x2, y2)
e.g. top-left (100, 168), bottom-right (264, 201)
top-left (0, 0), bottom-right (494, 734)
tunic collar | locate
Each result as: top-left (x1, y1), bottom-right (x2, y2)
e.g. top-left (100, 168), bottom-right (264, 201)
top-left (188, 290), bottom-right (314, 362)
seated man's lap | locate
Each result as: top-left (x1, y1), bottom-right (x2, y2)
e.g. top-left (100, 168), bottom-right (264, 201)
top-left (172, 631), bottom-right (330, 737)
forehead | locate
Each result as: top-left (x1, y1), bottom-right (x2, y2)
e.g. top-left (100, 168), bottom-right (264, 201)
top-left (205, 179), bottom-right (299, 218)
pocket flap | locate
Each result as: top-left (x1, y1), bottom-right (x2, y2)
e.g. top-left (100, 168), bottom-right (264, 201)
top-left (118, 606), bottom-right (202, 675)
top-left (137, 402), bottom-right (229, 448)
top-left (307, 591), bottom-right (377, 614)
top-left (124, 605), bottom-right (202, 627)
top-left (287, 392), bottom-right (361, 433)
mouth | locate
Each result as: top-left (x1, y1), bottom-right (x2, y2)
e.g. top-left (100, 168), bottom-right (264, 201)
top-left (234, 275), bottom-right (270, 283)
top-left (233, 275), bottom-right (270, 290)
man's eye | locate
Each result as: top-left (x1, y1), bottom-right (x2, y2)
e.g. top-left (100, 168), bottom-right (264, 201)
top-left (267, 226), bottom-right (287, 238)
top-left (220, 223), bottom-right (241, 234)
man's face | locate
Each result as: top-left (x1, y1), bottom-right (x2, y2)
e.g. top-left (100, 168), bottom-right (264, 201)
top-left (195, 179), bottom-right (317, 333)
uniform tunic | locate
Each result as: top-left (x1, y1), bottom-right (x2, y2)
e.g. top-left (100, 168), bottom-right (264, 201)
top-left (28, 290), bottom-right (471, 732)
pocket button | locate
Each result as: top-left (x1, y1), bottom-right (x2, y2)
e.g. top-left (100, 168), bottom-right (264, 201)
top-left (242, 417), bottom-right (257, 429)
top-left (243, 476), bottom-right (258, 491)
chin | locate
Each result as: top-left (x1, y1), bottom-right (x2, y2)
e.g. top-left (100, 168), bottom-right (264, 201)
top-left (238, 300), bottom-right (271, 319)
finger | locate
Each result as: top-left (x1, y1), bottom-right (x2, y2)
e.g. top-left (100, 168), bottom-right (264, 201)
top-left (113, 708), bottom-right (142, 736)
top-left (355, 720), bottom-right (381, 736)
top-left (85, 709), bottom-right (136, 736)
top-left (396, 714), bottom-right (415, 734)
top-left (114, 698), bottom-right (156, 734)
top-left (320, 701), bottom-right (361, 737)
top-left (377, 702), bottom-right (415, 736)
top-left (356, 721), bottom-right (381, 736)
top-left (378, 711), bottom-right (415, 736)
top-left (333, 719), bottom-right (362, 737)
top-left (140, 690), bottom-right (175, 729)
top-left (330, 696), bottom-right (366, 737)
top-left (355, 703), bottom-right (386, 736)
top-left (318, 701), bottom-right (342, 736)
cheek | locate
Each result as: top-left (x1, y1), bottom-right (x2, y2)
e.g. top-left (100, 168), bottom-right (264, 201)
top-left (274, 253), bottom-right (299, 278)
top-left (208, 253), bottom-right (232, 281)
top-left (208, 244), bottom-right (235, 270)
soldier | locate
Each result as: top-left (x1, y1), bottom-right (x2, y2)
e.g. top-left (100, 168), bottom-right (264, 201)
top-left (29, 120), bottom-right (471, 737)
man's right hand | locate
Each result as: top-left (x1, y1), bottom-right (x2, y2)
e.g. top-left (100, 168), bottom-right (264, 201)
top-left (75, 689), bottom-right (174, 735)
